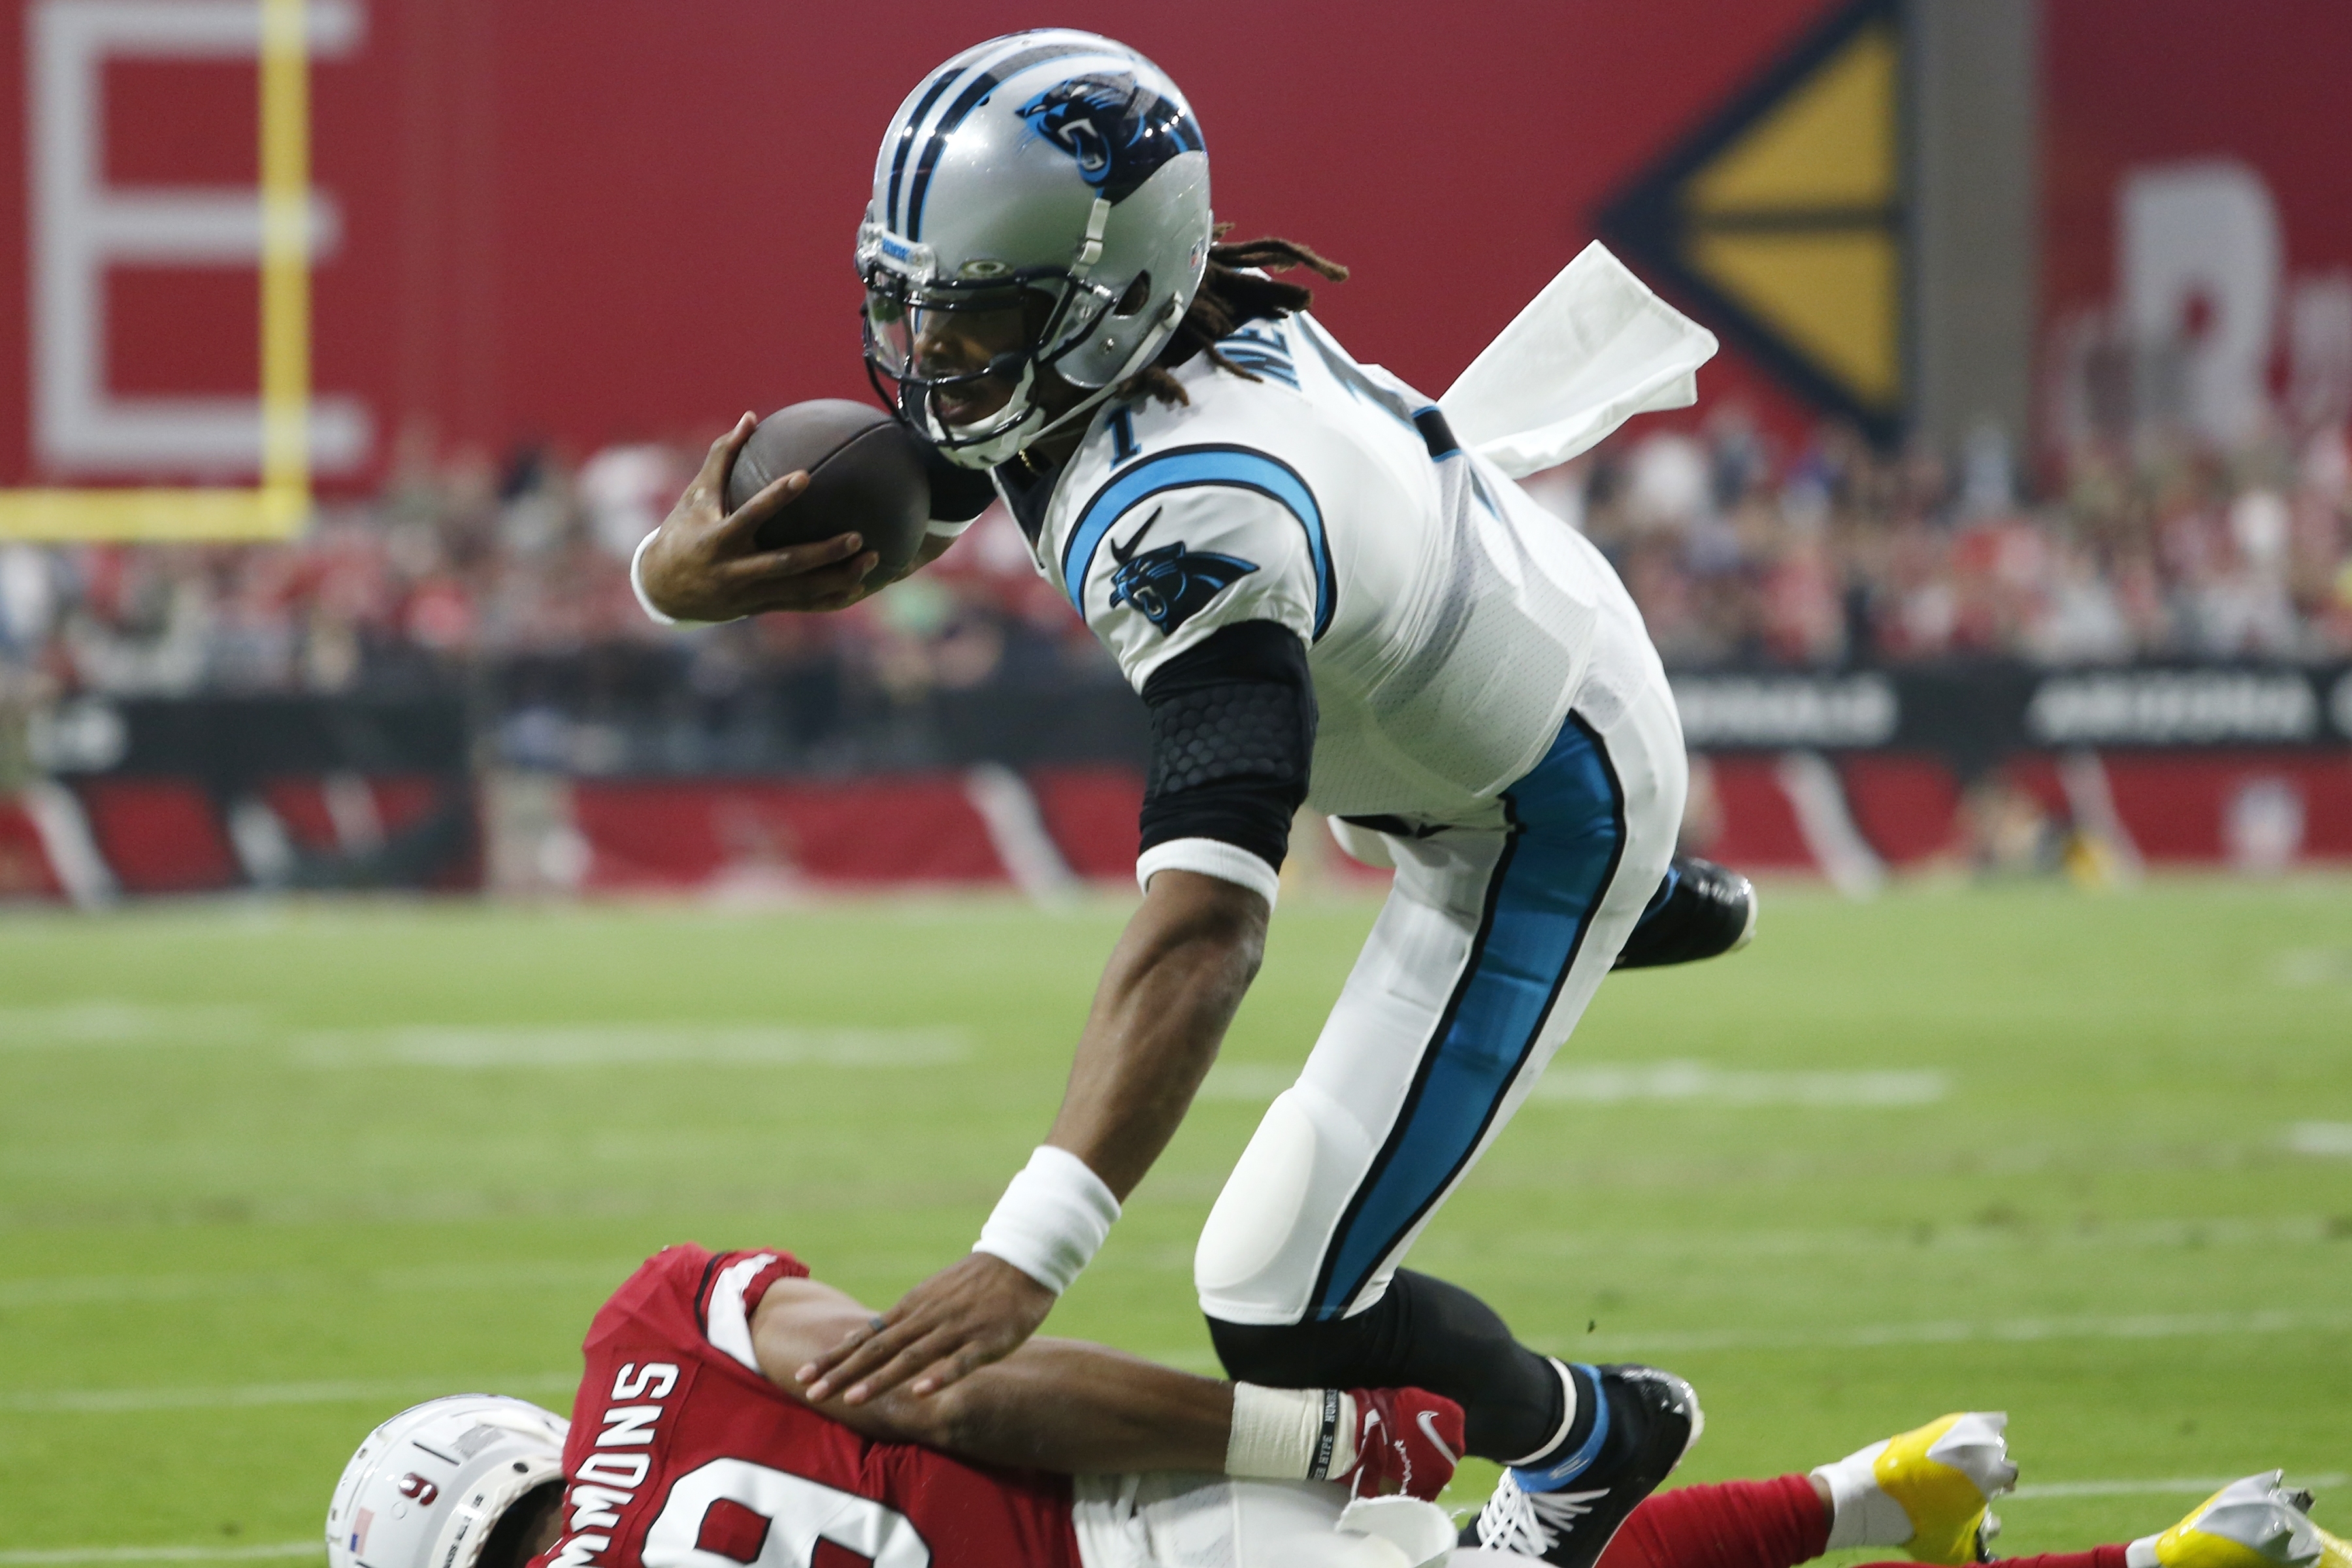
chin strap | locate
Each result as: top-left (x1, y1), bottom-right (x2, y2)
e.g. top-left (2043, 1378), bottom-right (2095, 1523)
top-left (929, 375), bottom-right (1115, 471)
top-left (923, 359), bottom-right (1047, 469)
top-left (930, 289), bottom-right (1188, 470)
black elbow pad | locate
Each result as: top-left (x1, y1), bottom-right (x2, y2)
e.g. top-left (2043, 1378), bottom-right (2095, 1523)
top-left (1139, 621), bottom-right (1317, 870)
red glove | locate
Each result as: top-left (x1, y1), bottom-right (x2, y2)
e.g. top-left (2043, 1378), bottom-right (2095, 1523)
top-left (1335, 1388), bottom-right (1464, 1501)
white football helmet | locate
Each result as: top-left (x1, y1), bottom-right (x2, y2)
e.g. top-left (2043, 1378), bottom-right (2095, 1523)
top-left (326, 1396), bottom-right (568, 1568)
top-left (858, 29), bottom-right (1213, 467)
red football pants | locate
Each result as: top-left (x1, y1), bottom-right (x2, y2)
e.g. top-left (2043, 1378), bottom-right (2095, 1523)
top-left (1598, 1474), bottom-right (2127, 1568)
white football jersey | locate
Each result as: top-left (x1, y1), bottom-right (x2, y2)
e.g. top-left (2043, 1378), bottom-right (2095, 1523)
top-left (1009, 312), bottom-right (1672, 824)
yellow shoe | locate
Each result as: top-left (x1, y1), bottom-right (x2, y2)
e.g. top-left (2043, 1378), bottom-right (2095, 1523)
top-left (2125, 1474), bottom-right (2323, 1568)
top-left (1810, 1413), bottom-right (2017, 1565)
top-left (2313, 1518), bottom-right (2349, 1568)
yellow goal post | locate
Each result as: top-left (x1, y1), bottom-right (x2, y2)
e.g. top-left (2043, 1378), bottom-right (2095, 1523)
top-left (0, 0), bottom-right (313, 541)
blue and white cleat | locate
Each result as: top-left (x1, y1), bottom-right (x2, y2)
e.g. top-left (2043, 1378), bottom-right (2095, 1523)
top-left (1463, 1362), bottom-right (1703, 1568)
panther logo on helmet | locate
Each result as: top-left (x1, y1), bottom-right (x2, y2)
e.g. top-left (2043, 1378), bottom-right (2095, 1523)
top-left (1017, 73), bottom-right (1204, 204)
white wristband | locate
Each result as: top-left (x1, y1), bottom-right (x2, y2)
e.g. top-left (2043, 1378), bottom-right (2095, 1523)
top-left (629, 529), bottom-right (728, 629)
top-left (973, 1145), bottom-right (1120, 1294)
top-left (1226, 1384), bottom-right (1359, 1482)
top-left (925, 514), bottom-right (978, 539)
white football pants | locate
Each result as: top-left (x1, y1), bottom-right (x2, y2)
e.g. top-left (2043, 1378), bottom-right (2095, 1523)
top-left (1195, 659), bottom-right (1686, 1326)
top-left (1073, 1473), bottom-right (1543, 1567)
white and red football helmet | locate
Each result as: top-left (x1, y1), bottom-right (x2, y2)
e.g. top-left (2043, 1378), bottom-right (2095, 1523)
top-left (326, 1396), bottom-right (568, 1568)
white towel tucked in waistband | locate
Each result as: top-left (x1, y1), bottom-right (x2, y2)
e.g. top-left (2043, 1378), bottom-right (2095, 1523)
top-left (1439, 241), bottom-right (1718, 480)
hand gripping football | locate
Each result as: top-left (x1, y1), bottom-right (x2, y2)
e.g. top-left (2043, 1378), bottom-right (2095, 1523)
top-left (723, 400), bottom-right (934, 587)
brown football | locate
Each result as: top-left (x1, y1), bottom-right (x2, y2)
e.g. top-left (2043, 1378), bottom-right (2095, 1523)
top-left (722, 400), bottom-right (932, 587)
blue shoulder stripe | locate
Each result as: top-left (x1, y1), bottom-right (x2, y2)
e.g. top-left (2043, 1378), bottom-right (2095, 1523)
top-left (1062, 445), bottom-right (1334, 639)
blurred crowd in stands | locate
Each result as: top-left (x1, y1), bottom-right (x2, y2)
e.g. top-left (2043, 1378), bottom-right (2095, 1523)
top-left (1560, 416), bottom-right (2352, 668)
top-left (2, 409), bottom-right (2349, 773)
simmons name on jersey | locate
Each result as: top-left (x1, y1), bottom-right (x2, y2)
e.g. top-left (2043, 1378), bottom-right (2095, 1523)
top-left (534, 1246), bottom-right (1083, 1568)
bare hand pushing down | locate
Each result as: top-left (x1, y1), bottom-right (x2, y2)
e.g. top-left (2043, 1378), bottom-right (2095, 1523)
top-left (797, 1252), bottom-right (1055, 1405)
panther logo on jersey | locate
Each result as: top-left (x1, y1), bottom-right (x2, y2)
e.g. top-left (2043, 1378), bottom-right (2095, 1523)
top-left (1107, 508), bottom-right (1256, 634)
top-left (1016, 73), bottom-right (1203, 204)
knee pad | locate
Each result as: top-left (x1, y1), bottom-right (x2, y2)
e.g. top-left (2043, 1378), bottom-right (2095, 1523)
top-left (1194, 1086), bottom-right (1326, 1316)
top-left (1204, 1086), bottom-right (1382, 1335)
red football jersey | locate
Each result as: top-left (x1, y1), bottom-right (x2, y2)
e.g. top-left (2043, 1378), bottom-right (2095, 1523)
top-left (532, 1245), bottom-right (1083, 1568)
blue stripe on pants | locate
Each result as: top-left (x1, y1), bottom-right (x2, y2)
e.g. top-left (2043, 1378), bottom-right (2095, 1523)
top-left (1308, 714), bottom-right (1627, 1320)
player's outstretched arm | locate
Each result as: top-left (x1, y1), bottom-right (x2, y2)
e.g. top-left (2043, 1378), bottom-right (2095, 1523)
top-left (798, 869), bottom-right (1267, 1407)
top-left (754, 1273), bottom-right (1230, 1473)
top-left (635, 413), bottom-right (881, 621)
top-left (756, 1271), bottom-right (1465, 1500)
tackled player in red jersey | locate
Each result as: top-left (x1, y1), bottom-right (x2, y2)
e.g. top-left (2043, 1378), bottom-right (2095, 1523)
top-left (327, 1243), bottom-right (2338, 1568)
top-left (548, 1245), bottom-right (1084, 1565)
top-left (331, 1241), bottom-right (1469, 1568)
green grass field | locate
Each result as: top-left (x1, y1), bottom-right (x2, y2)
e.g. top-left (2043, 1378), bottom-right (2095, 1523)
top-left (3, 878), bottom-right (2348, 1562)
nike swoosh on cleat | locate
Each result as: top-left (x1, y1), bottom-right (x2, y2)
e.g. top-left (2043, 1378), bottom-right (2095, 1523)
top-left (1418, 1409), bottom-right (1460, 1465)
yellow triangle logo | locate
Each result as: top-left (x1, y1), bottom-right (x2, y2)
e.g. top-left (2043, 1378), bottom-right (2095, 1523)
top-left (1599, 1), bottom-right (1906, 431)
top-left (1686, 25), bottom-right (1896, 216)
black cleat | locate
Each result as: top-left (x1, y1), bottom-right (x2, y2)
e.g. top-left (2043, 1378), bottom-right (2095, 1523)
top-left (1462, 1363), bottom-right (1705, 1568)
top-left (1614, 855), bottom-right (1757, 970)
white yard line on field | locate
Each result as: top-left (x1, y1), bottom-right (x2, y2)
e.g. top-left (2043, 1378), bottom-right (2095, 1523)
top-left (0, 1548), bottom-right (318, 1566)
top-left (290, 1024), bottom-right (970, 1068)
top-left (0, 1546), bottom-right (319, 1565)
top-left (2287, 1122), bottom-right (2352, 1157)
top-left (0, 1258), bottom-right (646, 1310)
top-left (1, 1371), bottom-right (578, 1414)
top-left (33, 1473), bottom-right (2342, 1567)
top-left (1572, 1307), bottom-right (2352, 1356)
top-left (1198, 1059), bottom-right (1953, 1106)
top-left (0, 1007), bottom-right (979, 1068)
top-left (1143, 1305), bottom-right (2352, 1371)
top-left (1534, 1061), bottom-right (1949, 1106)
top-left (7, 1213), bottom-right (2340, 1312)
top-left (1399, 1212), bottom-right (2351, 1269)
top-left (0, 1002), bottom-right (265, 1049)
top-left (2010, 1473), bottom-right (2347, 1500)
top-left (2274, 948), bottom-right (2352, 987)
top-left (15, 1473), bottom-right (2347, 1563)
top-left (22, 1311), bottom-right (2347, 1417)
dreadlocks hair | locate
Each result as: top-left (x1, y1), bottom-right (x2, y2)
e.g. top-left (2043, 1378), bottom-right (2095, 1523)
top-left (1118, 224), bottom-right (1348, 409)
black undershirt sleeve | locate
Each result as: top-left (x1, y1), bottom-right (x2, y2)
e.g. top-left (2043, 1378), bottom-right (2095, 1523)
top-left (921, 442), bottom-right (999, 523)
top-left (1138, 620), bottom-right (1317, 872)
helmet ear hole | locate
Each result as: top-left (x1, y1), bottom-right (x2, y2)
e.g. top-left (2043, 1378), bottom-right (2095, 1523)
top-left (476, 1481), bottom-right (564, 1568)
top-left (1114, 272), bottom-right (1152, 316)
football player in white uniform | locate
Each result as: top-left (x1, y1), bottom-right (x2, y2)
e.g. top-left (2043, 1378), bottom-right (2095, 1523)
top-left (634, 30), bottom-right (1754, 1565)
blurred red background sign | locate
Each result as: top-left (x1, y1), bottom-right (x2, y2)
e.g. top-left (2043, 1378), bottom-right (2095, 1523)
top-left (0, 0), bottom-right (1839, 493)
top-left (0, 0), bottom-right (2345, 496)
